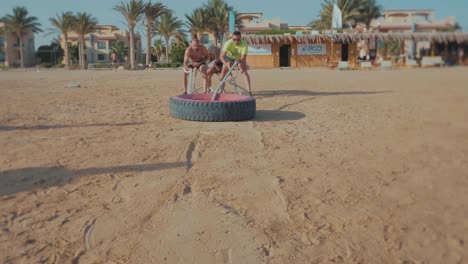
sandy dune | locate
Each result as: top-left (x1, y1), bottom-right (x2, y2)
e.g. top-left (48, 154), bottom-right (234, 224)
top-left (0, 67), bottom-right (467, 263)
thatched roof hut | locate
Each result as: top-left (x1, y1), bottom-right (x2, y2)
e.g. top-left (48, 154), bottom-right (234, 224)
top-left (243, 32), bottom-right (468, 44)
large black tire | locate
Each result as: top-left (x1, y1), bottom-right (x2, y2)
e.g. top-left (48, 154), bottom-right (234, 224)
top-left (170, 94), bottom-right (256, 122)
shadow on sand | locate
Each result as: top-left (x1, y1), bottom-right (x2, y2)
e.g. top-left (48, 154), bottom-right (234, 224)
top-left (0, 162), bottom-right (185, 196)
top-left (251, 89), bottom-right (391, 121)
top-left (254, 110), bottom-right (306, 122)
top-left (255, 89), bottom-right (391, 98)
top-left (0, 122), bottom-right (144, 132)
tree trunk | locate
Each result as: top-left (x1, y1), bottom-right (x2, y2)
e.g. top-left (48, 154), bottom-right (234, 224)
top-left (18, 33), bottom-right (24, 68)
top-left (146, 24), bottom-right (152, 66)
top-left (63, 34), bottom-right (69, 69)
top-left (384, 43), bottom-right (388, 60)
top-left (197, 32), bottom-right (202, 41)
top-left (4, 38), bottom-right (9, 66)
top-left (130, 26), bottom-right (135, 70)
top-left (79, 36), bottom-right (85, 70)
top-left (165, 36), bottom-right (170, 64)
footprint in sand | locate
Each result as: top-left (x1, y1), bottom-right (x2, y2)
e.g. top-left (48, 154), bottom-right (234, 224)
top-left (83, 218), bottom-right (97, 250)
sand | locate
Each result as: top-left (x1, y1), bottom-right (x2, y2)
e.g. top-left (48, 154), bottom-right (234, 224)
top-left (0, 67), bottom-right (467, 263)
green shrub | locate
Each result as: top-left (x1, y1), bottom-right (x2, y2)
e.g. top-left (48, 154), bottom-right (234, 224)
top-left (170, 46), bottom-right (186, 64)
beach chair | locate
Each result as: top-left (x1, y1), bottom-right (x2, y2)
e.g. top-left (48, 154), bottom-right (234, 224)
top-left (360, 61), bottom-right (373, 70)
top-left (338, 61), bottom-right (350, 70)
top-left (421, 56), bottom-right (445, 67)
top-left (380, 60), bottom-right (393, 70)
top-left (406, 59), bottom-right (418, 68)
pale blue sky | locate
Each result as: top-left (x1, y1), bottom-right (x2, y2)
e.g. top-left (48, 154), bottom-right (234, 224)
top-left (2, 0), bottom-right (467, 47)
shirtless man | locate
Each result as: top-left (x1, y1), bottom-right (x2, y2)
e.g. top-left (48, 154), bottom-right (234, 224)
top-left (183, 38), bottom-right (210, 94)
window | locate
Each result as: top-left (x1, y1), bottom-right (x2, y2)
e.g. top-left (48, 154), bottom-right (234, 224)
top-left (97, 54), bottom-right (107, 61)
top-left (109, 41), bottom-right (116, 50)
top-left (0, 51), bottom-right (5, 62)
top-left (0, 37), bottom-right (4, 47)
top-left (97, 41), bottom-right (106, 49)
top-left (84, 54), bottom-right (87, 61)
top-left (202, 34), bottom-right (209, 44)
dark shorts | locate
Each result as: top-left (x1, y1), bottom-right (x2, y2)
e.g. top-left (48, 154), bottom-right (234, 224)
top-left (188, 61), bottom-right (207, 69)
top-left (224, 56), bottom-right (236, 63)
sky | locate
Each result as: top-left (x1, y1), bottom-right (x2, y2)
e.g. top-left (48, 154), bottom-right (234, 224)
top-left (2, 0), bottom-right (468, 48)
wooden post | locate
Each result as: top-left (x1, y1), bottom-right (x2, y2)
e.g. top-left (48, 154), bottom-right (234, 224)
top-left (444, 42), bottom-right (449, 61)
top-left (431, 41), bottom-right (435, 56)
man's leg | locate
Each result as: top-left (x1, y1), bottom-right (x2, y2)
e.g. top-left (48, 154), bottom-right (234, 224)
top-left (199, 64), bottom-right (209, 92)
top-left (219, 61), bottom-right (233, 92)
top-left (206, 73), bottom-right (213, 92)
top-left (183, 71), bottom-right (189, 94)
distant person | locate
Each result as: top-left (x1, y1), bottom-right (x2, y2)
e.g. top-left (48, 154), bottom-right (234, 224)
top-left (219, 31), bottom-right (252, 95)
top-left (183, 38), bottom-right (210, 94)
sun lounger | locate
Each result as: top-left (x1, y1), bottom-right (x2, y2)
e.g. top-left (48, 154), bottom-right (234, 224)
top-left (380, 60), bottom-right (393, 70)
top-left (406, 59), bottom-right (418, 68)
top-left (421, 56), bottom-right (445, 67)
top-left (360, 61), bottom-right (373, 70)
top-left (338, 61), bottom-right (350, 70)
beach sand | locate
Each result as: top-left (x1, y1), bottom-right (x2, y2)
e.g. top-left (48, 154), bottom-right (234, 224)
top-left (1, 67), bottom-right (467, 263)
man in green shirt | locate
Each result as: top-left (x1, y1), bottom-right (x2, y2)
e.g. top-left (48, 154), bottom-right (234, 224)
top-left (219, 31), bottom-right (252, 95)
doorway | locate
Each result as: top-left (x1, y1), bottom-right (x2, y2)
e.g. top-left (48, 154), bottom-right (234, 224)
top-left (280, 45), bottom-right (290, 67)
top-left (341, 44), bottom-right (349, 61)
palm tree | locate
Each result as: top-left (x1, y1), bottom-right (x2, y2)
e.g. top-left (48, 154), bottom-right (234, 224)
top-left (73, 12), bottom-right (97, 69)
top-left (309, 0), bottom-right (365, 31)
top-left (49, 11), bottom-right (75, 69)
top-left (114, 0), bottom-right (145, 70)
top-left (204, 0), bottom-right (234, 48)
top-left (185, 7), bottom-right (211, 41)
top-left (143, 1), bottom-right (168, 66)
top-left (1, 6), bottom-right (42, 68)
top-left (153, 11), bottom-right (184, 63)
top-left (171, 32), bottom-right (188, 50)
top-left (0, 27), bottom-right (5, 64)
top-left (152, 38), bottom-right (165, 62)
top-left (110, 41), bottom-right (129, 63)
top-left (359, 0), bottom-right (383, 28)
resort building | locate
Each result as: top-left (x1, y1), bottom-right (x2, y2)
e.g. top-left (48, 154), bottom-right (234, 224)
top-left (196, 10), bottom-right (466, 69)
top-left (242, 32), bottom-right (468, 69)
top-left (0, 22), bottom-right (37, 67)
top-left (368, 10), bottom-right (459, 60)
top-left (62, 25), bottom-right (142, 65)
top-left (200, 12), bottom-right (311, 46)
top-left (374, 9), bottom-right (456, 32)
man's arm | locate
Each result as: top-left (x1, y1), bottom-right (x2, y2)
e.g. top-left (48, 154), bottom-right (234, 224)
top-left (183, 48), bottom-right (191, 70)
top-left (239, 43), bottom-right (248, 62)
top-left (202, 47), bottom-right (210, 62)
top-left (240, 54), bottom-right (247, 62)
top-left (206, 64), bottom-right (215, 76)
top-left (220, 50), bottom-right (228, 64)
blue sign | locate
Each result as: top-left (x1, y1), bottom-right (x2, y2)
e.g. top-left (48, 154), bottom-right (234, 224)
top-left (297, 44), bottom-right (326, 55)
top-left (229, 11), bottom-right (235, 33)
top-left (89, 34), bottom-right (94, 63)
top-left (248, 45), bottom-right (272, 55)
